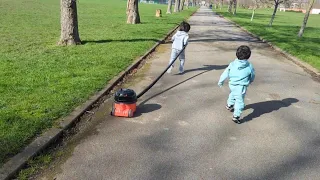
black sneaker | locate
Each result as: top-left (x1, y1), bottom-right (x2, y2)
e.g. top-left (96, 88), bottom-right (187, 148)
top-left (225, 105), bottom-right (234, 111)
top-left (232, 116), bottom-right (241, 124)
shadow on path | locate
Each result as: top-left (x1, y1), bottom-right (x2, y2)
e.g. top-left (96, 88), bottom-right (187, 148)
top-left (134, 103), bottom-right (162, 117)
top-left (139, 65), bottom-right (226, 105)
top-left (177, 64), bottom-right (228, 75)
top-left (242, 98), bottom-right (299, 123)
top-left (188, 38), bottom-right (262, 43)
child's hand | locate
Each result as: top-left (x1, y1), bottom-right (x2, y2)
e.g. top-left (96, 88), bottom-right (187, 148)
top-left (218, 82), bottom-right (223, 87)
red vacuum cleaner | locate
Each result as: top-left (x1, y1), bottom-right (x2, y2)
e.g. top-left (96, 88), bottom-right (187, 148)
top-left (111, 88), bottom-right (137, 118)
top-left (110, 22), bottom-right (190, 118)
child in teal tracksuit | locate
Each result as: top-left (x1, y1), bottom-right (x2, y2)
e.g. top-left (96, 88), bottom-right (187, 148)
top-left (218, 45), bottom-right (255, 124)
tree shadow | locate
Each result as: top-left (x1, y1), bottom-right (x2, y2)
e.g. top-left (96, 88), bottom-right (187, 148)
top-left (188, 27), bottom-right (263, 43)
top-left (134, 103), bottom-right (162, 117)
top-left (188, 37), bottom-right (262, 43)
top-left (82, 38), bottom-right (162, 44)
top-left (242, 98), bottom-right (299, 123)
top-left (176, 64), bottom-right (228, 75)
top-left (218, 11), bottom-right (275, 21)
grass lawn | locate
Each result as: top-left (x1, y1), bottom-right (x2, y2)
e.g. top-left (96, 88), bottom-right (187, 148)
top-left (215, 7), bottom-right (320, 70)
top-left (0, 0), bottom-right (196, 165)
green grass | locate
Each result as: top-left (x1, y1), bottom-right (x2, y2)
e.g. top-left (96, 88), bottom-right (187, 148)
top-left (0, 0), bottom-right (196, 165)
top-left (17, 154), bottom-right (52, 180)
top-left (215, 8), bottom-right (320, 70)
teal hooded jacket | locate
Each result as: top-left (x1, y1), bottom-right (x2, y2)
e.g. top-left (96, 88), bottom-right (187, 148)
top-left (218, 59), bottom-right (255, 86)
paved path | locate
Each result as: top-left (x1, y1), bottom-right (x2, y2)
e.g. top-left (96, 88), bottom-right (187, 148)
top-left (40, 7), bottom-right (320, 180)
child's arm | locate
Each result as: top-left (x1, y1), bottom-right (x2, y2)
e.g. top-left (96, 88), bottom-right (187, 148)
top-left (249, 64), bottom-right (255, 83)
top-left (171, 34), bottom-right (176, 42)
top-left (183, 35), bottom-right (189, 46)
top-left (218, 63), bottom-right (231, 87)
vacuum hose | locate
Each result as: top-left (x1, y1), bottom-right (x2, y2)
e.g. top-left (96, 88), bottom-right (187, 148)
top-left (136, 45), bottom-right (187, 99)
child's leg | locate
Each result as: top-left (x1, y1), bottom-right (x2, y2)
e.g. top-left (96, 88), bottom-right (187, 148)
top-left (169, 49), bottom-right (179, 65)
top-left (167, 49), bottom-right (178, 73)
top-left (233, 86), bottom-right (247, 117)
top-left (179, 50), bottom-right (185, 73)
top-left (227, 92), bottom-right (236, 107)
top-left (227, 85), bottom-right (236, 106)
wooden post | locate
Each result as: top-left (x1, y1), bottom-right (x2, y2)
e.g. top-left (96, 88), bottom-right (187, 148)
top-left (156, 9), bottom-right (162, 17)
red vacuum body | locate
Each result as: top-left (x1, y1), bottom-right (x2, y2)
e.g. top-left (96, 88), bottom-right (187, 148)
top-left (111, 89), bottom-right (137, 118)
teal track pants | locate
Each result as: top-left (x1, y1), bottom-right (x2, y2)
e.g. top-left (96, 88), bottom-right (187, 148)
top-left (227, 85), bottom-right (247, 117)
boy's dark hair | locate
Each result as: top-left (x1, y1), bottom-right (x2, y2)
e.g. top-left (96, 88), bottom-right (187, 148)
top-left (179, 21), bottom-right (190, 32)
top-left (236, 45), bottom-right (251, 60)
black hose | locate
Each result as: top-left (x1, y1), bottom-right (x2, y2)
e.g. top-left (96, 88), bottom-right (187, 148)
top-left (136, 45), bottom-right (187, 99)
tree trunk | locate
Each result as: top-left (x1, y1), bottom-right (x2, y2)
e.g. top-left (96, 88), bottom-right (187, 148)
top-left (58, 0), bottom-right (81, 45)
top-left (228, 0), bottom-right (233, 13)
top-left (186, 0), bottom-right (189, 9)
top-left (126, 0), bottom-right (140, 24)
top-left (298, 0), bottom-right (315, 37)
top-left (251, 0), bottom-right (257, 21)
top-left (251, 9), bottom-right (255, 21)
top-left (233, 0), bottom-right (237, 14)
top-left (167, 0), bottom-right (172, 13)
top-left (174, 0), bottom-right (180, 12)
top-left (180, 0), bottom-right (185, 11)
top-left (269, 2), bottom-right (279, 26)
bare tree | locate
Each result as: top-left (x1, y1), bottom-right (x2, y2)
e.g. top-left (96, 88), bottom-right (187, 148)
top-left (167, 0), bottom-right (173, 13)
top-left (174, 0), bottom-right (181, 12)
top-left (298, 0), bottom-right (315, 37)
top-left (269, 0), bottom-right (282, 26)
top-left (228, 0), bottom-right (234, 13)
top-left (180, 0), bottom-right (186, 10)
top-left (251, 0), bottom-right (259, 21)
top-left (127, 0), bottom-right (140, 24)
top-left (214, 0), bottom-right (217, 9)
top-left (58, 0), bottom-right (81, 45)
top-left (233, 0), bottom-right (237, 14)
top-left (219, 0), bottom-right (224, 10)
